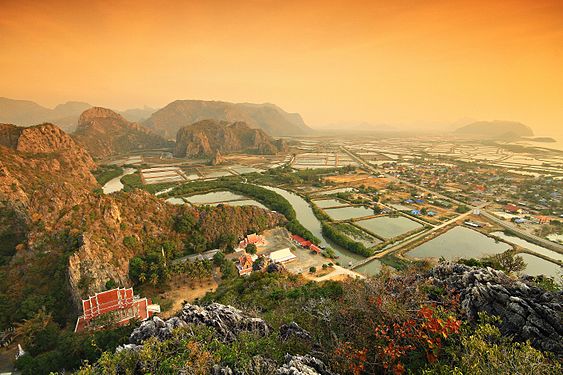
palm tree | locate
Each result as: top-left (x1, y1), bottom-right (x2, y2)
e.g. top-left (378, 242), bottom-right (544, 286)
top-left (139, 272), bottom-right (147, 284)
top-left (150, 273), bottom-right (159, 286)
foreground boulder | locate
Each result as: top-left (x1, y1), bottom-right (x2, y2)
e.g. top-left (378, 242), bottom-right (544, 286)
top-left (429, 263), bottom-right (563, 354)
top-left (277, 354), bottom-right (338, 375)
top-left (130, 302), bottom-right (271, 344)
top-left (124, 303), bottom-right (337, 374)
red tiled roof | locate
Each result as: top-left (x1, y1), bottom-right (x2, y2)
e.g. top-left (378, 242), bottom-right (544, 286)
top-left (309, 244), bottom-right (322, 253)
top-left (76, 288), bottom-right (155, 333)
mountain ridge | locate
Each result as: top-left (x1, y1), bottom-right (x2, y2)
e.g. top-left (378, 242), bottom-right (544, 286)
top-left (72, 107), bottom-right (170, 158)
top-left (454, 120), bottom-right (534, 138)
top-left (144, 99), bottom-right (311, 138)
top-left (173, 119), bottom-right (288, 158)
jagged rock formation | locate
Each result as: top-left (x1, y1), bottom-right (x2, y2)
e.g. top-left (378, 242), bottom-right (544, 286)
top-left (130, 303), bottom-right (271, 345)
top-left (144, 99), bottom-right (311, 138)
top-left (122, 303), bottom-right (336, 375)
top-left (73, 107), bottom-right (170, 158)
top-left (0, 97), bottom-right (92, 131)
top-left (210, 150), bottom-right (225, 165)
top-left (429, 263), bottom-right (563, 354)
top-left (454, 120), bottom-right (534, 139)
top-left (0, 122), bottom-right (284, 315)
top-left (279, 322), bottom-right (313, 342)
top-left (174, 119), bottom-right (288, 158)
top-left (277, 354), bottom-right (337, 375)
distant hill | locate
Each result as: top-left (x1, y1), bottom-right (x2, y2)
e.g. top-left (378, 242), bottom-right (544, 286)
top-left (0, 97), bottom-right (92, 131)
top-left (144, 100), bottom-right (311, 138)
top-left (119, 106), bottom-right (158, 122)
top-left (73, 107), bottom-right (170, 158)
top-left (454, 120), bottom-right (534, 138)
top-left (174, 119), bottom-right (287, 158)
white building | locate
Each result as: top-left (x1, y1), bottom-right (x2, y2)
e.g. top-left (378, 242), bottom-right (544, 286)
top-left (269, 248), bottom-right (296, 264)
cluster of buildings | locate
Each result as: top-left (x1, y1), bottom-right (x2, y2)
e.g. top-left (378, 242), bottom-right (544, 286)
top-left (291, 234), bottom-right (322, 254)
top-left (236, 248), bottom-right (296, 276)
top-left (236, 233), bottom-right (266, 252)
top-left (74, 287), bottom-right (160, 333)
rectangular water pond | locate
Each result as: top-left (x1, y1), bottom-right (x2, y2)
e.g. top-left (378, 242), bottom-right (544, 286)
top-left (334, 223), bottom-right (382, 247)
top-left (406, 226), bottom-right (511, 260)
top-left (313, 199), bottom-right (348, 209)
top-left (185, 191), bottom-right (245, 204)
top-left (324, 206), bottom-right (374, 221)
top-left (356, 216), bottom-right (423, 239)
top-left (518, 253), bottom-right (562, 278)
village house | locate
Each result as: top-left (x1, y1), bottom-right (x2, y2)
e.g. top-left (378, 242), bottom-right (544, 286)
top-left (236, 253), bottom-right (258, 276)
top-left (75, 287), bottom-right (160, 333)
top-left (291, 234), bottom-right (321, 254)
top-left (236, 233), bottom-right (266, 252)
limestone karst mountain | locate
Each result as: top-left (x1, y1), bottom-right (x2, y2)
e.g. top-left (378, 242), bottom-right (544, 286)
top-left (0, 97), bottom-right (92, 131)
top-left (174, 119), bottom-right (288, 158)
top-left (144, 99), bottom-right (311, 138)
top-left (454, 120), bottom-right (534, 139)
top-left (72, 107), bottom-right (170, 158)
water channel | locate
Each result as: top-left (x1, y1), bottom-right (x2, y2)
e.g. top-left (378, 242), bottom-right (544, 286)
top-left (102, 168), bottom-right (136, 194)
top-left (259, 185), bottom-right (381, 273)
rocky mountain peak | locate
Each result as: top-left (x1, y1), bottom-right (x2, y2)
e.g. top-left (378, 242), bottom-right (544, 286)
top-left (174, 119), bottom-right (288, 158)
top-left (77, 106), bottom-right (127, 128)
top-left (73, 107), bottom-right (169, 158)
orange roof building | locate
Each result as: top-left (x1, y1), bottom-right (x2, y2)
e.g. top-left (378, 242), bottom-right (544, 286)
top-left (74, 287), bottom-right (159, 333)
top-left (237, 253), bottom-right (255, 275)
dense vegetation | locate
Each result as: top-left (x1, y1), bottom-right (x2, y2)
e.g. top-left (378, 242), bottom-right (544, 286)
top-left (91, 165), bottom-right (123, 186)
top-left (74, 265), bottom-right (561, 374)
top-left (14, 310), bottom-right (135, 374)
top-left (321, 222), bottom-right (373, 256)
top-left (244, 164), bottom-right (356, 187)
top-left (168, 179), bottom-right (320, 244)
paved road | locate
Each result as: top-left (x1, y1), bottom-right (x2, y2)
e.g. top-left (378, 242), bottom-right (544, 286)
top-left (315, 265), bottom-right (366, 281)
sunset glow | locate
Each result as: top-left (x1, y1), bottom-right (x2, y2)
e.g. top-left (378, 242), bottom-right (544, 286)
top-left (1, 0), bottom-right (562, 134)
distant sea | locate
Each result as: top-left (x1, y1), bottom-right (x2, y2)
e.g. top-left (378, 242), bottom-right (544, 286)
top-left (512, 135), bottom-right (563, 152)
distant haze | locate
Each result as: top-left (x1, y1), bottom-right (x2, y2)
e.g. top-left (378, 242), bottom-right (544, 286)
top-left (0, 0), bottom-right (561, 138)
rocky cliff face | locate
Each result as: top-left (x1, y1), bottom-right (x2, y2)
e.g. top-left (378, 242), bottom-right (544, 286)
top-left (144, 99), bottom-right (310, 138)
top-left (73, 107), bottom-right (170, 158)
top-left (0, 123), bottom-right (284, 326)
top-left (174, 119), bottom-right (288, 158)
top-left (429, 263), bottom-right (563, 355)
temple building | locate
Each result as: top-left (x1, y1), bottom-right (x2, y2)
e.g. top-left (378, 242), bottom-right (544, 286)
top-left (74, 287), bottom-right (160, 333)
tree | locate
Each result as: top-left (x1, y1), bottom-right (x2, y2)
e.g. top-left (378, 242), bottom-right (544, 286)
top-left (245, 243), bottom-right (257, 255)
top-left (309, 266), bottom-right (316, 273)
top-left (213, 251), bottom-right (225, 267)
top-left (486, 251), bottom-right (526, 273)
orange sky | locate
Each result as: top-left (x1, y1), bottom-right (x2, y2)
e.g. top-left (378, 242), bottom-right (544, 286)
top-left (0, 0), bottom-right (562, 134)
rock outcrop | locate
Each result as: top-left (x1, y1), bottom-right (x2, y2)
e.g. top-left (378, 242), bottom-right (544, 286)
top-left (279, 322), bottom-right (313, 342)
top-left (174, 119), bottom-right (287, 158)
top-left (277, 354), bottom-right (337, 375)
top-left (123, 302), bottom-right (336, 375)
top-left (429, 263), bottom-right (563, 354)
top-left (144, 99), bottom-right (311, 138)
top-left (210, 150), bottom-right (225, 165)
top-left (130, 303), bottom-right (271, 345)
top-left (73, 107), bottom-right (170, 158)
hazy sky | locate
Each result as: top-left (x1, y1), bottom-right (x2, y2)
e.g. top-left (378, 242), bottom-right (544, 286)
top-left (1, 0), bottom-right (562, 134)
